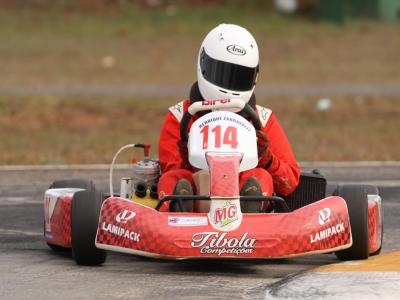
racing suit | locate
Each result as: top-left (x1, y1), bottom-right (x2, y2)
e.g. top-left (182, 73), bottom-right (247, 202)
top-left (158, 88), bottom-right (300, 211)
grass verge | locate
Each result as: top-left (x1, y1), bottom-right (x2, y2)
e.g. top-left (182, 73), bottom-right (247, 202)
top-left (0, 95), bottom-right (398, 164)
top-left (0, 7), bottom-right (399, 86)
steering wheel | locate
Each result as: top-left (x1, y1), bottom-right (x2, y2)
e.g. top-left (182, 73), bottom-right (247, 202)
top-left (180, 102), bottom-right (262, 143)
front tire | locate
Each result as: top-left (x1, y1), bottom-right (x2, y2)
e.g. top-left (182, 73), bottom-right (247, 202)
top-left (363, 185), bottom-right (383, 256)
top-left (71, 188), bottom-right (107, 265)
top-left (334, 184), bottom-right (372, 260)
top-left (46, 179), bottom-right (94, 251)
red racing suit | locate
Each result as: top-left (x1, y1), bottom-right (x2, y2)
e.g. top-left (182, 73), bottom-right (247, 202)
top-left (158, 99), bottom-right (300, 210)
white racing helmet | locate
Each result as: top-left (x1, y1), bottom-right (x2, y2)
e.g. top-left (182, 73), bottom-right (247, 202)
top-left (197, 24), bottom-right (259, 108)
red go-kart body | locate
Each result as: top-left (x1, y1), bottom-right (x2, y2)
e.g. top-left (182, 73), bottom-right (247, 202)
top-left (44, 100), bottom-right (383, 263)
top-left (44, 174), bottom-right (383, 260)
top-left (44, 190), bottom-right (382, 259)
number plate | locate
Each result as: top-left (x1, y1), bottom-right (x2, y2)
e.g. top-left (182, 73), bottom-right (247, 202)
top-left (188, 111), bottom-right (258, 172)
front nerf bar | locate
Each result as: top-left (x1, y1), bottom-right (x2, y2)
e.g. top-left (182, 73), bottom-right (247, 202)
top-left (155, 195), bottom-right (290, 213)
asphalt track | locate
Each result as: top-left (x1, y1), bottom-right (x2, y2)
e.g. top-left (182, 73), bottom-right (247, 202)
top-left (0, 163), bottom-right (399, 299)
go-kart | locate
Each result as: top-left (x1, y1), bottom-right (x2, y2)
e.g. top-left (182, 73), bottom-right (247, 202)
top-left (43, 99), bottom-right (383, 265)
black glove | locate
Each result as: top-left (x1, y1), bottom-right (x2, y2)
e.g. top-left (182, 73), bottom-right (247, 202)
top-left (256, 130), bottom-right (273, 169)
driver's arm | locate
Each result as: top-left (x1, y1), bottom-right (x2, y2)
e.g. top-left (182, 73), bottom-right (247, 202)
top-left (158, 111), bottom-right (187, 173)
top-left (263, 113), bottom-right (300, 196)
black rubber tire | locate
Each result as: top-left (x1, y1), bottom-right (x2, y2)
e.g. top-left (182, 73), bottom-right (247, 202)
top-left (46, 179), bottom-right (93, 252)
top-left (334, 184), bottom-right (372, 260)
top-left (46, 242), bottom-right (70, 252)
top-left (49, 179), bottom-right (93, 190)
top-left (71, 188), bottom-right (107, 266)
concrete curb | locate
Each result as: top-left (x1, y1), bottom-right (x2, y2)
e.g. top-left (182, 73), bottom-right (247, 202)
top-left (264, 252), bottom-right (400, 299)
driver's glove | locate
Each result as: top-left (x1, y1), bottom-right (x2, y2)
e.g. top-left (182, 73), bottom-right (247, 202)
top-left (256, 130), bottom-right (273, 169)
top-left (177, 140), bottom-right (192, 170)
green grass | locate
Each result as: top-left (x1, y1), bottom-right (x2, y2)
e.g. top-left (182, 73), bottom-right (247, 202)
top-left (1, 95), bottom-right (398, 164)
top-left (0, 7), bottom-right (399, 86)
top-left (0, 6), bottom-right (399, 164)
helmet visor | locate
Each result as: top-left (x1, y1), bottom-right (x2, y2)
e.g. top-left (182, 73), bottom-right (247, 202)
top-left (200, 49), bottom-right (258, 92)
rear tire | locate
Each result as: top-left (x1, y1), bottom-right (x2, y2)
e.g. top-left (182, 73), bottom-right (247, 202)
top-left (71, 188), bottom-right (107, 266)
top-left (47, 242), bottom-right (70, 252)
top-left (49, 179), bottom-right (93, 190)
top-left (334, 184), bottom-right (372, 260)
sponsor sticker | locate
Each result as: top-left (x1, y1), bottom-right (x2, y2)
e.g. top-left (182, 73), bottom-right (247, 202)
top-left (318, 208), bottom-right (331, 225)
top-left (102, 222), bottom-right (140, 242)
top-left (310, 223), bottom-right (345, 244)
top-left (226, 44), bottom-right (246, 56)
top-left (116, 210), bottom-right (136, 223)
top-left (168, 216), bottom-right (208, 226)
top-left (191, 232), bottom-right (256, 256)
top-left (214, 201), bottom-right (238, 227)
top-left (201, 99), bottom-right (231, 106)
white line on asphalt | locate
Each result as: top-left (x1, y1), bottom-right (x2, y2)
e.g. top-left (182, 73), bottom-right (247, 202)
top-left (0, 229), bottom-right (42, 236)
top-left (0, 197), bottom-right (40, 205)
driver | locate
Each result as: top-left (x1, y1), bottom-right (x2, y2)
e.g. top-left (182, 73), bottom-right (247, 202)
top-left (158, 24), bottom-right (300, 212)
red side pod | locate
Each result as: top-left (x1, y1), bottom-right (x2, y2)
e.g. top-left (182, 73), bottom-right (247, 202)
top-left (368, 196), bottom-right (383, 254)
top-left (44, 195), bottom-right (72, 247)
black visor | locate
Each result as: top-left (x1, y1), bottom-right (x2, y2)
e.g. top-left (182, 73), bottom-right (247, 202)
top-left (200, 49), bottom-right (258, 92)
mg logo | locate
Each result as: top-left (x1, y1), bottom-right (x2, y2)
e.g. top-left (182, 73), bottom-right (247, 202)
top-left (116, 210), bottom-right (136, 223)
top-left (318, 208), bottom-right (331, 225)
top-left (215, 201), bottom-right (238, 227)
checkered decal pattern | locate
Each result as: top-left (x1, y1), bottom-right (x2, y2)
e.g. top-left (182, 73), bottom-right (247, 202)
top-left (95, 196), bottom-right (352, 258)
top-left (47, 196), bottom-right (72, 247)
top-left (368, 200), bottom-right (381, 253)
top-left (251, 197), bottom-right (351, 257)
top-left (96, 198), bottom-right (196, 256)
